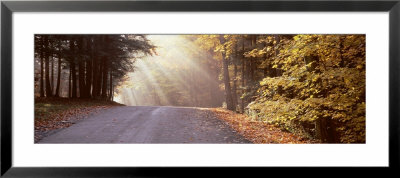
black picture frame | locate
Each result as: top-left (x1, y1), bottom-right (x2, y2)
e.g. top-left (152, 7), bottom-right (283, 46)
top-left (1, 0), bottom-right (399, 177)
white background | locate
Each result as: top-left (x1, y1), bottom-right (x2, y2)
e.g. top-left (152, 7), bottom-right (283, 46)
top-left (13, 12), bottom-right (388, 167)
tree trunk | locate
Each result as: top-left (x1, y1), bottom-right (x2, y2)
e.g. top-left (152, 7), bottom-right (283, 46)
top-left (109, 69), bottom-right (113, 101)
top-left (51, 54), bottom-right (54, 95)
top-left (219, 35), bottom-right (234, 111)
top-left (70, 38), bottom-right (77, 98)
top-left (71, 60), bottom-right (77, 98)
top-left (86, 38), bottom-right (93, 98)
top-left (232, 62), bottom-right (238, 111)
top-left (40, 39), bottom-right (45, 97)
top-left (274, 35), bottom-right (281, 76)
top-left (92, 54), bottom-right (99, 98)
top-left (241, 39), bottom-right (246, 113)
top-left (250, 35), bottom-right (257, 82)
top-left (55, 40), bottom-right (61, 97)
top-left (69, 67), bottom-right (72, 98)
top-left (78, 38), bottom-right (87, 98)
top-left (101, 57), bottom-right (108, 98)
top-left (263, 41), bottom-right (268, 77)
top-left (232, 44), bottom-right (238, 111)
top-left (55, 49), bottom-right (62, 97)
top-left (78, 59), bottom-right (86, 98)
top-left (96, 59), bottom-right (103, 98)
top-left (45, 49), bottom-right (52, 97)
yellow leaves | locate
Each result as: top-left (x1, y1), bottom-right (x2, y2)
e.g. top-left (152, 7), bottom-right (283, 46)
top-left (312, 76), bottom-right (319, 82)
top-left (258, 49), bottom-right (266, 56)
top-left (233, 34), bottom-right (366, 143)
top-left (259, 78), bottom-right (269, 86)
top-left (288, 115), bottom-right (296, 121)
top-left (245, 48), bottom-right (268, 58)
top-left (310, 115), bottom-right (318, 122)
top-left (344, 78), bottom-right (351, 85)
top-left (214, 44), bottom-right (225, 53)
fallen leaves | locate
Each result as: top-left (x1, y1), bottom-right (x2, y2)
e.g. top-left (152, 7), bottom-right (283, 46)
top-left (207, 108), bottom-right (318, 144)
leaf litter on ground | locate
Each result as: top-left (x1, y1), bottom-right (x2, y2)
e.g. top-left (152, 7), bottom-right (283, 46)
top-left (203, 108), bottom-right (318, 144)
top-left (34, 97), bottom-right (123, 142)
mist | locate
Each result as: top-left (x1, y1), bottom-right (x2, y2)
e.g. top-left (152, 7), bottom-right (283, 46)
top-left (114, 35), bottom-right (224, 107)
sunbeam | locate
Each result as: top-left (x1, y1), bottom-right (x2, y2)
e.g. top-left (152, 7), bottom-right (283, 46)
top-left (115, 35), bottom-right (224, 107)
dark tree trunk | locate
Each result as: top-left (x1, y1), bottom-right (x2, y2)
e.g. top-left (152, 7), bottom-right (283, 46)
top-left (51, 54), bottom-right (54, 95)
top-left (78, 59), bottom-right (86, 98)
top-left (40, 39), bottom-right (45, 98)
top-left (86, 38), bottom-right (93, 98)
top-left (101, 57), bottom-right (108, 98)
top-left (96, 59), bottom-right (103, 98)
top-left (78, 38), bottom-right (88, 98)
top-left (92, 54), bottom-right (99, 98)
top-left (241, 39), bottom-right (246, 113)
top-left (263, 40), bottom-right (268, 77)
top-left (246, 38), bottom-right (252, 83)
top-left (316, 118), bottom-right (337, 143)
top-left (70, 39), bottom-right (77, 98)
top-left (274, 35), bottom-right (282, 76)
top-left (45, 44), bottom-right (52, 97)
top-left (109, 69), bottom-right (113, 101)
top-left (232, 62), bottom-right (238, 110)
top-left (250, 35), bottom-right (257, 82)
top-left (232, 44), bottom-right (238, 111)
top-left (71, 60), bottom-right (77, 98)
top-left (55, 46), bottom-right (62, 97)
top-left (219, 35), bottom-right (234, 111)
top-left (69, 67), bottom-right (72, 98)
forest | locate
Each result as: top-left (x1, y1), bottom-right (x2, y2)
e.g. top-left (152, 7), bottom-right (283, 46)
top-left (34, 34), bottom-right (365, 143)
top-left (34, 35), bottom-right (155, 100)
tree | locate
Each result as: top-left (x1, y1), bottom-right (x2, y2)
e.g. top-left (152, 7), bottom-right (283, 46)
top-left (35, 34), bottom-right (155, 100)
top-left (55, 36), bottom-right (63, 97)
top-left (247, 34), bottom-right (366, 143)
top-left (194, 35), bottom-right (235, 110)
top-left (44, 36), bottom-right (52, 97)
top-left (34, 35), bottom-right (45, 97)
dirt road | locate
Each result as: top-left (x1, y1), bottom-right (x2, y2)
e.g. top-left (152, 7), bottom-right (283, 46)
top-left (38, 106), bottom-right (251, 143)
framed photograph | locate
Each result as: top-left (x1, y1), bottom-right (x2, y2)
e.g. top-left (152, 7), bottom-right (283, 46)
top-left (1, 0), bottom-right (399, 176)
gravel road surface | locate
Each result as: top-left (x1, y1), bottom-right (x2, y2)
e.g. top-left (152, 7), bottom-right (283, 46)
top-left (38, 106), bottom-right (251, 143)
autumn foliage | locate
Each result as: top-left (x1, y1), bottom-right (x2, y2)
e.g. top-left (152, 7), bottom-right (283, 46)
top-left (34, 34), bottom-right (366, 144)
top-left (195, 34), bottom-right (366, 143)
